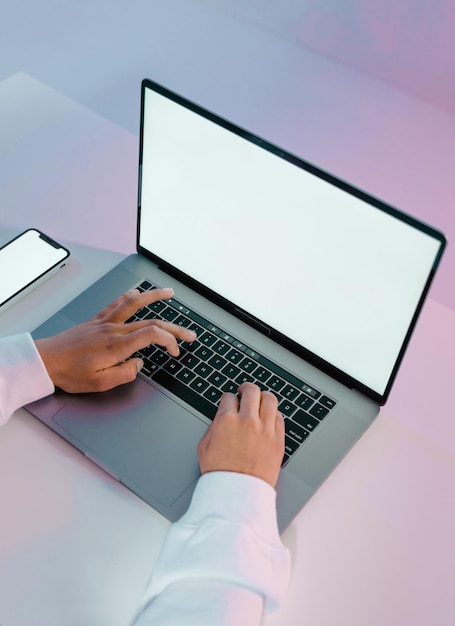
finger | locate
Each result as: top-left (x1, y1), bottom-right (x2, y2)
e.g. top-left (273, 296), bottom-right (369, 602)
top-left (131, 318), bottom-right (197, 344)
top-left (237, 382), bottom-right (261, 419)
top-left (104, 288), bottom-right (175, 323)
top-left (93, 358), bottom-right (143, 392)
top-left (118, 323), bottom-right (196, 357)
top-left (275, 410), bottom-right (285, 437)
top-left (91, 290), bottom-right (141, 322)
top-left (199, 392), bottom-right (238, 454)
top-left (94, 324), bottom-right (185, 366)
top-left (214, 391), bottom-right (239, 419)
top-left (116, 323), bottom-right (186, 358)
top-left (258, 390), bottom-right (280, 429)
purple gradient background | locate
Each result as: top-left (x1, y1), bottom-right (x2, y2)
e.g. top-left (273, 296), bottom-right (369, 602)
top-left (1, 1), bottom-right (453, 309)
top-left (0, 3), bottom-right (454, 625)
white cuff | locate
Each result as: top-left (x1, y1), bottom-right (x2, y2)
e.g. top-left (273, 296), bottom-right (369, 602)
top-left (182, 471), bottom-right (283, 546)
top-left (0, 333), bottom-right (54, 425)
top-left (139, 472), bottom-right (291, 614)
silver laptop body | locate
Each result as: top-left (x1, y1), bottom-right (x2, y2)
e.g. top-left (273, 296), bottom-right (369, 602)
top-left (27, 79), bottom-right (446, 531)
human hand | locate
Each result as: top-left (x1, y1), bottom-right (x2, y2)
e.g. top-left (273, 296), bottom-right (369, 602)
top-left (197, 382), bottom-right (285, 488)
top-left (35, 288), bottom-right (196, 394)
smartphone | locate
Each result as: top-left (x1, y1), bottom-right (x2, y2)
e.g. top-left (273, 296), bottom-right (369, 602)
top-left (0, 229), bottom-right (70, 311)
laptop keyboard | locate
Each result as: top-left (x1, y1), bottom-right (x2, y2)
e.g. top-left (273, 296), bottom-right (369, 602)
top-left (129, 280), bottom-right (337, 466)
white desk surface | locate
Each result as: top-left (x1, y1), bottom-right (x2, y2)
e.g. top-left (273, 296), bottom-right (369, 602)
top-left (0, 73), bottom-right (454, 626)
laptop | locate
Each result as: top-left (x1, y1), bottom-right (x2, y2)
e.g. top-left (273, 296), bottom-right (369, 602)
top-left (26, 78), bottom-right (446, 532)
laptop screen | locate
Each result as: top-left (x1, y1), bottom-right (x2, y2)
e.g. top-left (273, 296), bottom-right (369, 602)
top-left (138, 81), bottom-right (445, 401)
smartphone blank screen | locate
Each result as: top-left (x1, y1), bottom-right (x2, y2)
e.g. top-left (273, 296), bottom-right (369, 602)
top-left (0, 229), bottom-right (69, 308)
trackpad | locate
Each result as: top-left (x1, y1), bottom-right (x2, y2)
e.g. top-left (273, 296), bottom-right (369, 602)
top-left (53, 379), bottom-right (206, 506)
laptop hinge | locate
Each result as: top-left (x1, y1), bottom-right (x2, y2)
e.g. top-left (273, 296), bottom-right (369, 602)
top-left (234, 307), bottom-right (271, 336)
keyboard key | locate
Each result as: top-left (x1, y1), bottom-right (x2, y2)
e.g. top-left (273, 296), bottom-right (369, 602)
top-left (208, 371), bottom-right (228, 387)
top-left (174, 315), bottom-right (192, 328)
top-left (180, 353), bottom-right (200, 369)
top-left (208, 354), bottom-right (227, 370)
top-left (239, 357), bottom-right (257, 373)
top-left (203, 386), bottom-right (223, 404)
top-left (150, 350), bottom-right (169, 367)
top-left (180, 339), bottom-right (198, 352)
top-left (309, 403), bottom-right (329, 420)
top-left (161, 306), bottom-right (179, 321)
top-left (295, 394), bottom-right (314, 410)
top-left (285, 419), bottom-right (310, 444)
top-left (135, 307), bottom-right (149, 319)
top-left (254, 367), bottom-right (271, 383)
top-left (320, 395), bottom-right (336, 409)
top-left (176, 368), bottom-right (196, 384)
top-left (189, 323), bottom-right (205, 336)
top-left (282, 384), bottom-right (300, 401)
top-left (284, 435), bottom-right (300, 457)
top-left (221, 380), bottom-right (238, 394)
top-left (138, 280), bottom-right (154, 291)
top-left (194, 362), bottom-right (214, 378)
top-left (190, 377), bottom-right (210, 394)
top-left (235, 372), bottom-right (254, 385)
top-left (226, 349), bottom-right (243, 364)
top-left (281, 453), bottom-right (290, 467)
top-left (268, 376), bottom-right (286, 392)
top-left (138, 345), bottom-right (157, 359)
top-left (221, 364), bottom-right (240, 379)
top-left (150, 300), bottom-right (166, 313)
top-left (145, 308), bottom-right (160, 320)
top-left (292, 411), bottom-right (319, 432)
top-left (213, 340), bottom-right (230, 355)
top-left (200, 332), bottom-right (217, 347)
top-left (140, 360), bottom-right (159, 378)
top-left (163, 359), bottom-right (183, 376)
top-left (195, 346), bottom-right (213, 361)
top-left (278, 400), bottom-right (297, 417)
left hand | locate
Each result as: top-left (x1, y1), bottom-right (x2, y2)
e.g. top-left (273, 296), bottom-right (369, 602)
top-left (35, 288), bottom-right (196, 393)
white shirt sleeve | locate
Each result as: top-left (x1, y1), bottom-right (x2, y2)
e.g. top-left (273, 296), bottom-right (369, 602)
top-left (133, 471), bottom-right (291, 626)
top-left (0, 333), bottom-right (54, 425)
top-left (0, 334), bottom-right (291, 625)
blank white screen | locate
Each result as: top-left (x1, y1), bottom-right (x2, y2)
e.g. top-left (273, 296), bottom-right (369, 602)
top-left (140, 88), bottom-right (441, 396)
top-left (0, 230), bottom-right (67, 306)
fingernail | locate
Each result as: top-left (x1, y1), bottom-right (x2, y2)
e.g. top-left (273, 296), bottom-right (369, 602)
top-left (136, 359), bottom-right (144, 372)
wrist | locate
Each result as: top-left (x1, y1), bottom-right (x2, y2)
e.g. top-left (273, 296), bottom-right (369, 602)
top-left (35, 338), bottom-right (59, 388)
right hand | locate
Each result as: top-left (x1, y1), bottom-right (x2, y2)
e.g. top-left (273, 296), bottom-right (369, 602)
top-left (197, 382), bottom-right (285, 488)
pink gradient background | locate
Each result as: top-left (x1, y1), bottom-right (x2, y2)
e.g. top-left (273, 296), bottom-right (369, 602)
top-left (0, 3), bottom-right (454, 624)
